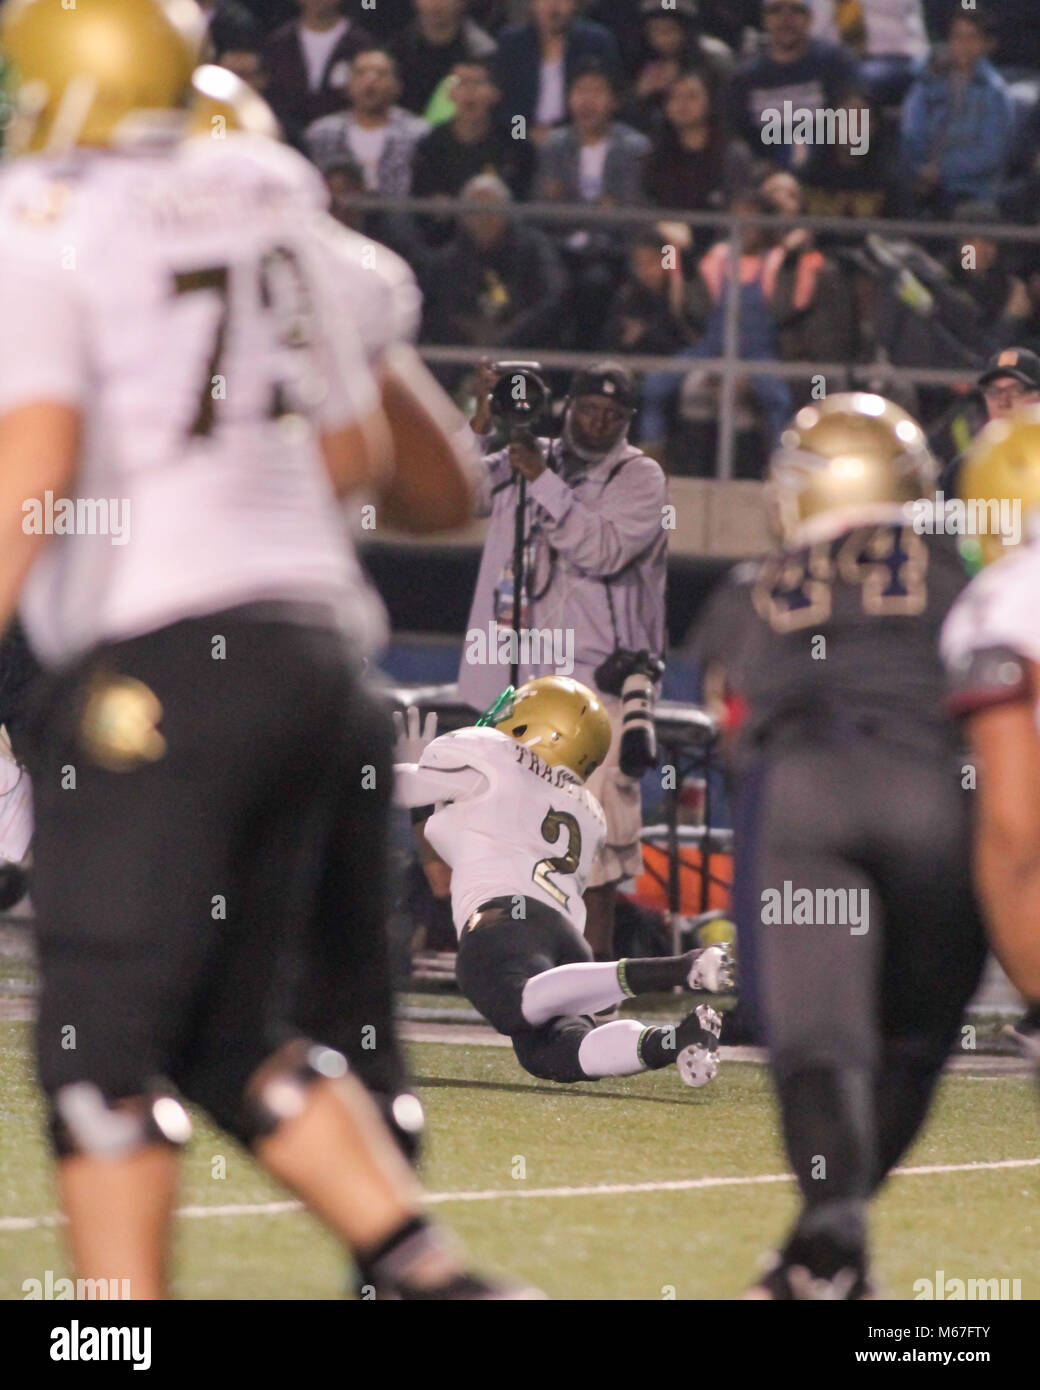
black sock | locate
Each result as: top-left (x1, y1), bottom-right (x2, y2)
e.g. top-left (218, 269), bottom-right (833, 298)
top-left (355, 1215), bottom-right (448, 1293)
top-left (619, 952), bottom-right (696, 996)
top-left (783, 1200), bottom-right (868, 1280)
top-left (638, 1011), bottom-right (718, 1070)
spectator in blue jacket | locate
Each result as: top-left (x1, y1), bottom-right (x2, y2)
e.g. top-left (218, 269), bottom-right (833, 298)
top-left (492, 0), bottom-right (621, 145)
top-left (900, 11), bottom-right (1014, 215)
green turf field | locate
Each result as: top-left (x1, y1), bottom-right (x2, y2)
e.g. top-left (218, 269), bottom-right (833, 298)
top-left (1, 1021), bottom-right (1037, 1300)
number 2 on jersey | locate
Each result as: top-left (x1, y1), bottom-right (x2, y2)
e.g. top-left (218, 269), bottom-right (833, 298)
top-left (172, 247), bottom-right (313, 438)
top-left (533, 809), bottom-right (582, 910)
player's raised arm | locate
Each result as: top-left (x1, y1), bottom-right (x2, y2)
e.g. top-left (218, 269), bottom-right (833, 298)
top-left (308, 292), bottom-right (395, 500)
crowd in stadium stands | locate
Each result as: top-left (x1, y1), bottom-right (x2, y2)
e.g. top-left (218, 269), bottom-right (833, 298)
top-left (196, 0), bottom-right (1040, 473)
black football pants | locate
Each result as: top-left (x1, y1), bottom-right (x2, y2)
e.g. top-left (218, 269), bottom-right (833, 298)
top-left (737, 736), bottom-right (987, 1206)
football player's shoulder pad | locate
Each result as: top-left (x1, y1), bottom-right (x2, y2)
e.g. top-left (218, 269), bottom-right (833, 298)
top-left (418, 724), bottom-right (511, 771)
top-left (179, 129), bottom-right (326, 211)
top-left (0, 154), bottom-right (86, 249)
top-left (942, 543), bottom-right (1040, 714)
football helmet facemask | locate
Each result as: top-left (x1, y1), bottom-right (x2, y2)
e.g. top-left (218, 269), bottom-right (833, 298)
top-left (185, 63), bottom-right (279, 141)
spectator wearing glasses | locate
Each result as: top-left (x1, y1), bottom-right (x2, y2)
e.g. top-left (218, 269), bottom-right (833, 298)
top-left (939, 348), bottom-right (1040, 496)
top-left (977, 349), bottom-right (1040, 424)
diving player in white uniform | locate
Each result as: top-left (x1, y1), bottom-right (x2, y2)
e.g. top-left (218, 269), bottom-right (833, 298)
top-left (942, 409), bottom-right (1040, 1055)
top-left (394, 676), bottom-right (733, 1087)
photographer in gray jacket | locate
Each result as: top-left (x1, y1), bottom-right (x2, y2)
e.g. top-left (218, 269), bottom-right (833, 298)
top-left (458, 362), bottom-right (667, 957)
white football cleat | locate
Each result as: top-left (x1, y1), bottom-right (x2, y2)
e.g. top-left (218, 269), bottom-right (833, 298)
top-left (676, 1041), bottom-right (719, 1088)
top-left (685, 944), bottom-right (734, 993)
top-left (676, 1006), bottom-right (723, 1087)
top-left (695, 1003), bottom-right (723, 1038)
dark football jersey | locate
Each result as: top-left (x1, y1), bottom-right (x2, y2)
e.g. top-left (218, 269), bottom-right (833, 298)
top-left (691, 523), bottom-right (970, 761)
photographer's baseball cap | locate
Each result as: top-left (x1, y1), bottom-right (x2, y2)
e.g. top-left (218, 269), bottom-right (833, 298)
top-left (978, 348), bottom-right (1040, 391)
top-left (570, 362), bottom-right (637, 412)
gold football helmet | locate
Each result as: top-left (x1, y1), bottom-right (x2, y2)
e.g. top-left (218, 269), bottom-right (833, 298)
top-left (957, 406), bottom-right (1040, 566)
top-left (479, 676), bottom-right (611, 782)
top-left (0, 0), bottom-right (204, 154)
top-left (185, 63), bottom-right (279, 141)
top-left (768, 392), bottom-right (938, 545)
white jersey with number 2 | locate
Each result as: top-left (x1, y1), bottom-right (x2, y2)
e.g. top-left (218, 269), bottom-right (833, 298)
top-left (397, 726), bottom-right (607, 936)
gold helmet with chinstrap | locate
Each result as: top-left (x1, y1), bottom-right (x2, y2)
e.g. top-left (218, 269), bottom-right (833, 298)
top-left (485, 676), bottom-right (611, 782)
top-left (957, 406), bottom-right (1040, 567)
top-left (0, 0), bottom-right (204, 155)
top-left (768, 392), bottom-right (938, 545)
top-left (185, 63), bottom-right (279, 141)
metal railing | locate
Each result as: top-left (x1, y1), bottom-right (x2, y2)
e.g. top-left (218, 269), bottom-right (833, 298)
top-left (344, 193), bottom-right (1040, 478)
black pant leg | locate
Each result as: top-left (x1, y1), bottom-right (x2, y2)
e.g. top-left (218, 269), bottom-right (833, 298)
top-left (868, 763), bottom-right (988, 1186)
top-left (752, 747), bottom-right (882, 1207)
top-left (290, 681), bottom-right (408, 1099)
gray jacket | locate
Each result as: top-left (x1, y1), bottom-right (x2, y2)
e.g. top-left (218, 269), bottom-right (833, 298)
top-left (304, 107), bottom-right (428, 194)
top-left (457, 434), bottom-right (668, 711)
top-left (535, 121), bottom-right (651, 211)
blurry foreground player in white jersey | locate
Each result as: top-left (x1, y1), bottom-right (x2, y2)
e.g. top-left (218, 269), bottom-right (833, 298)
top-left (394, 676), bottom-right (732, 1087)
top-left (187, 73), bottom-right (486, 1165)
top-left (942, 409), bottom-right (1040, 1061)
top-left (0, 0), bottom-right (534, 1299)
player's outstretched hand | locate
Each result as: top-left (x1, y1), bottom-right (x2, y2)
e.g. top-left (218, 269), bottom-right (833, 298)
top-left (393, 706), bottom-right (438, 764)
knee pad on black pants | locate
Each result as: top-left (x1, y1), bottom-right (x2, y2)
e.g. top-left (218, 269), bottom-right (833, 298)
top-left (511, 1015), bottom-right (595, 1083)
top-left (45, 1079), bottom-right (193, 1160)
top-left (179, 1037), bottom-right (350, 1149)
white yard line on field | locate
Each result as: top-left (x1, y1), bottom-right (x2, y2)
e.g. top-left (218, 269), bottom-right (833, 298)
top-left (2, 1157), bottom-right (1038, 1232)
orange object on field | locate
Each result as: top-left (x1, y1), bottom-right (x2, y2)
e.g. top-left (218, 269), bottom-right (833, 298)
top-left (631, 843), bottom-right (733, 915)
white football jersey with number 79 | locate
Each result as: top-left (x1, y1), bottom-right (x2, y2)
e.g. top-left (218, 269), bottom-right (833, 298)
top-left (0, 132), bottom-right (382, 666)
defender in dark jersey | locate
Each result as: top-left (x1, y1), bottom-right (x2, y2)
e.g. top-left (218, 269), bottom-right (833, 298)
top-left (692, 393), bottom-right (987, 1299)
